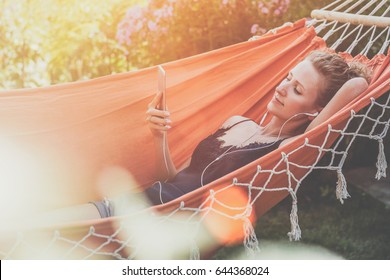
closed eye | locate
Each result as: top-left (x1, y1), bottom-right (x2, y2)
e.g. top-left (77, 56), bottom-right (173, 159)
top-left (294, 87), bottom-right (302, 95)
top-left (288, 71), bottom-right (305, 94)
top-left (287, 74), bottom-right (302, 94)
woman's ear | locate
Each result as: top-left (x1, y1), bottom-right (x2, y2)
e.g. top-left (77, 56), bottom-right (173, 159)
top-left (308, 107), bottom-right (323, 121)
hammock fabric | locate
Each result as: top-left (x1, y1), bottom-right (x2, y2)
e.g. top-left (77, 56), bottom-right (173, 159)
top-left (1, 19), bottom-right (389, 257)
top-left (1, 19), bottom-right (322, 206)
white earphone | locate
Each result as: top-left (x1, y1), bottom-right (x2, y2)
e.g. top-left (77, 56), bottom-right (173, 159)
top-left (200, 110), bottom-right (320, 186)
top-left (156, 110), bottom-right (320, 203)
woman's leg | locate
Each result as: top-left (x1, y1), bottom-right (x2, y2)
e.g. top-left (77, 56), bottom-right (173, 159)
top-left (25, 193), bottom-right (148, 228)
top-left (23, 192), bottom-right (148, 229)
top-left (25, 203), bottom-right (103, 229)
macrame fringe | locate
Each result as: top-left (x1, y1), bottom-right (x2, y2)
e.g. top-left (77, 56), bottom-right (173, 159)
top-left (190, 241), bottom-right (200, 260)
top-left (336, 169), bottom-right (350, 204)
top-left (243, 218), bottom-right (260, 255)
top-left (287, 198), bottom-right (301, 241)
top-left (375, 139), bottom-right (387, 180)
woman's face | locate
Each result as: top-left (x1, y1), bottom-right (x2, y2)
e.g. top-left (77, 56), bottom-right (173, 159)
top-left (267, 60), bottom-right (324, 120)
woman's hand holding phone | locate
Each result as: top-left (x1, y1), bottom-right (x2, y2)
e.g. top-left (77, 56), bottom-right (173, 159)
top-left (146, 91), bottom-right (171, 137)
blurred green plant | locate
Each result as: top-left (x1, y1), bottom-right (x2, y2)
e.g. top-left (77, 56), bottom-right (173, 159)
top-left (116, 0), bottom-right (292, 68)
top-left (0, 1), bottom-right (43, 88)
top-left (0, 0), bottom-right (334, 89)
top-left (0, 0), bottom-right (136, 89)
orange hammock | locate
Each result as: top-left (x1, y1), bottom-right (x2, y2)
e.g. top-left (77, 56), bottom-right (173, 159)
top-left (1, 19), bottom-right (389, 258)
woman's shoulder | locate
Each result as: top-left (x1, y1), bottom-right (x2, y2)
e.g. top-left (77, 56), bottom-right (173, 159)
top-left (220, 115), bottom-right (253, 129)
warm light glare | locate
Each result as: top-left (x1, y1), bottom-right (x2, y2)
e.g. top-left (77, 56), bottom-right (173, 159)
top-left (0, 138), bottom-right (49, 227)
top-left (0, 137), bottom-right (89, 230)
top-left (98, 166), bottom-right (216, 259)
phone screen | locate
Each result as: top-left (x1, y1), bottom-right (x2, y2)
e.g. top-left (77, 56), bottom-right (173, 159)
top-left (158, 65), bottom-right (166, 110)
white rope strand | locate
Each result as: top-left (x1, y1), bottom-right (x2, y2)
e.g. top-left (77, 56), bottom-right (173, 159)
top-left (379, 27), bottom-right (390, 54)
top-left (345, 0), bottom-right (367, 14)
top-left (358, 0), bottom-right (379, 15)
top-left (369, 0), bottom-right (388, 16)
top-left (332, 0), bottom-right (355, 12)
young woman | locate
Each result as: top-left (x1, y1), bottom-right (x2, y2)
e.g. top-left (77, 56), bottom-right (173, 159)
top-left (30, 50), bottom-right (372, 223)
top-left (138, 50), bottom-right (371, 208)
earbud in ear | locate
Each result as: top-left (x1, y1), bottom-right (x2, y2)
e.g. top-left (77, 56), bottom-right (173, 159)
top-left (302, 112), bottom-right (319, 117)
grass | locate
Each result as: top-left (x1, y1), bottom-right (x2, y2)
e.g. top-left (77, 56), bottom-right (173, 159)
top-left (213, 170), bottom-right (390, 260)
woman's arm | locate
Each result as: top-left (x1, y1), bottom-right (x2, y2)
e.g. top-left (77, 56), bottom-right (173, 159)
top-left (152, 132), bottom-right (178, 181)
top-left (146, 92), bottom-right (178, 181)
top-left (305, 77), bottom-right (369, 132)
top-left (281, 77), bottom-right (369, 146)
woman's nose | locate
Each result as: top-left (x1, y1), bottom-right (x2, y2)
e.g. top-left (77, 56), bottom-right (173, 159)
top-left (276, 83), bottom-right (288, 96)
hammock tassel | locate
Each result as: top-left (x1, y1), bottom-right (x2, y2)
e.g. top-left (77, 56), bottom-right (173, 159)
top-left (243, 218), bottom-right (260, 255)
top-left (375, 139), bottom-right (387, 180)
top-left (190, 240), bottom-right (200, 260)
top-left (287, 194), bottom-right (301, 241)
top-left (336, 169), bottom-right (350, 204)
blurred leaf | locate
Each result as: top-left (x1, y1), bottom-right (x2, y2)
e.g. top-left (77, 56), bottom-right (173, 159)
top-left (0, 0), bottom-right (335, 89)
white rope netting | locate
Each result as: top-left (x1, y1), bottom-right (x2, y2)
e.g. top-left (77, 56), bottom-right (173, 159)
top-left (308, 0), bottom-right (389, 57)
top-left (1, 0), bottom-right (389, 260)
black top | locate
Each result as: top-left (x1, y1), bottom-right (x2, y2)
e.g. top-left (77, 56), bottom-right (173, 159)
top-left (144, 119), bottom-right (284, 205)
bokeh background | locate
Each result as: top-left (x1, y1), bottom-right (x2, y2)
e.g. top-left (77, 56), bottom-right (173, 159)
top-left (0, 0), bottom-right (333, 89)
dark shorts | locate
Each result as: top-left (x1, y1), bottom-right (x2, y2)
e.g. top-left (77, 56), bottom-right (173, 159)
top-left (89, 198), bottom-right (114, 218)
top-left (90, 192), bottom-right (150, 218)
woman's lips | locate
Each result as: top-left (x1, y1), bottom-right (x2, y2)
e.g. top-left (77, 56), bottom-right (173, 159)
top-left (273, 94), bottom-right (284, 106)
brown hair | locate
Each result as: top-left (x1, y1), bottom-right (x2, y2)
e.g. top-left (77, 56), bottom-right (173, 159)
top-left (306, 51), bottom-right (372, 107)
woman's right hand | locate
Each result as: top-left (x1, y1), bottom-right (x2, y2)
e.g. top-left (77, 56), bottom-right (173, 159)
top-left (146, 91), bottom-right (172, 137)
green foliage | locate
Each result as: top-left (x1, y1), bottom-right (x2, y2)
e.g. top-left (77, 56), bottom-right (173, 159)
top-left (0, 1), bottom-right (44, 88)
top-left (0, 0), bottom-right (334, 89)
top-left (116, 0), bottom-right (291, 68)
top-left (0, 0), bottom-right (137, 89)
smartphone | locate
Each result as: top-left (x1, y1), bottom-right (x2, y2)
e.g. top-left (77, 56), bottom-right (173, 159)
top-left (157, 65), bottom-right (166, 110)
